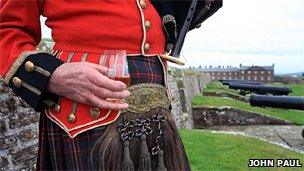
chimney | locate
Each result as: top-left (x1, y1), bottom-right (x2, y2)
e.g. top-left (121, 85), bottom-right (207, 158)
top-left (210, 65), bottom-right (212, 68)
top-left (239, 64), bottom-right (242, 68)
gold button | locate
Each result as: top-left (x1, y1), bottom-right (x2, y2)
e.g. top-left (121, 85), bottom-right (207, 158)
top-left (144, 43), bottom-right (150, 52)
top-left (67, 113), bottom-right (76, 124)
top-left (144, 20), bottom-right (151, 31)
top-left (89, 108), bottom-right (100, 119)
top-left (54, 104), bottom-right (61, 113)
top-left (139, 0), bottom-right (147, 9)
top-left (25, 61), bottom-right (35, 72)
top-left (12, 77), bottom-right (22, 88)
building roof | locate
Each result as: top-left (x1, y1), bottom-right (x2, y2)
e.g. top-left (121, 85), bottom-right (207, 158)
top-left (194, 67), bottom-right (239, 72)
top-left (193, 65), bottom-right (274, 72)
top-left (240, 65), bottom-right (274, 71)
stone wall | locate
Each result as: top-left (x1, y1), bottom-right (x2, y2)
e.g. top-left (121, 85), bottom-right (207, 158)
top-left (0, 81), bottom-right (39, 170)
top-left (167, 68), bottom-right (211, 129)
top-left (192, 106), bottom-right (292, 128)
top-left (0, 69), bottom-right (211, 170)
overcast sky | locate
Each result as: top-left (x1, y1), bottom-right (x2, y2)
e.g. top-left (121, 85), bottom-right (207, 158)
top-left (40, 0), bottom-right (304, 74)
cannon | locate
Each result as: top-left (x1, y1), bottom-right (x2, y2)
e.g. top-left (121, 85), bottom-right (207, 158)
top-left (250, 95), bottom-right (304, 139)
top-left (228, 83), bottom-right (292, 95)
top-left (222, 81), bottom-right (261, 86)
top-left (250, 95), bottom-right (304, 110)
top-left (220, 79), bottom-right (253, 83)
top-left (219, 79), bottom-right (261, 85)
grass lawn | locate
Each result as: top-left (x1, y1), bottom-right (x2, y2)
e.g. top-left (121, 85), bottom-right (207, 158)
top-left (180, 129), bottom-right (304, 171)
top-left (204, 82), bottom-right (242, 95)
top-left (192, 96), bottom-right (304, 125)
top-left (290, 84), bottom-right (304, 96)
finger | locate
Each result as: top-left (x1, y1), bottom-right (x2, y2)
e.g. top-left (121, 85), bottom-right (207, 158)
top-left (82, 62), bottom-right (110, 76)
top-left (90, 85), bottom-right (130, 99)
top-left (88, 71), bottom-right (127, 91)
top-left (88, 95), bottom-right (129, 110)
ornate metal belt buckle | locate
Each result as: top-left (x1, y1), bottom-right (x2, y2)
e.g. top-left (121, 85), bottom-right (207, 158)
top-left (125, 83), bottom-right (170, 114)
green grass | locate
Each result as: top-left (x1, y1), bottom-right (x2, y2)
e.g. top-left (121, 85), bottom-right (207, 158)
top-left (180, 130), bottom-right (304, 171)
top-left (192, 96), bottom-right (304, 125)
top-left (204, 81), bottom-right (248, 98)
top-left (290, 84), bottom-right (304, 96)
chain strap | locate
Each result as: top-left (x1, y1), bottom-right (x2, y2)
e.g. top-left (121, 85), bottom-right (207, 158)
top-left (151, 113), bottom-right (166, 155)
top-left (117, 113), bottom-right (167, 155)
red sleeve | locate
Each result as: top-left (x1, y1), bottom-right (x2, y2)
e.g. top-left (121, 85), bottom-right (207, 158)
top-left (0, 0), bottom-right (42, 76)
top-left (0, 1), bottom-right (64, 110)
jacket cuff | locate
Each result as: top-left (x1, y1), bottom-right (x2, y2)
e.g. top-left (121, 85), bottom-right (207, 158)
top-left (4, 51), bottom-right (64, 110)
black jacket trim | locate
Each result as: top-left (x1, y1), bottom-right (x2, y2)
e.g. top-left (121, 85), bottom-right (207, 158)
top-left (6, 51), bottom-right (64, 110)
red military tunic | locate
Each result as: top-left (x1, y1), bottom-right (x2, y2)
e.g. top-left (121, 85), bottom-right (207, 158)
top-left (0, 0), bottom-right (167, 138)
top-left (0, 0), bottom-right (165, 75)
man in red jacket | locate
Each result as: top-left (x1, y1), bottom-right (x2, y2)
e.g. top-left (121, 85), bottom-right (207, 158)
top-left (1, 0), bottom-right (221, 170)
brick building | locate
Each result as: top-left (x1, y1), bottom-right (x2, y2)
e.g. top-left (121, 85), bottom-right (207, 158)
top-left (194, 64), bottom-right (274, 83)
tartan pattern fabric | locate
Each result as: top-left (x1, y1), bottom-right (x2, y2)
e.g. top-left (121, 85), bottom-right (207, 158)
top-left (128, 56), bottom-right (164, 86)
top-left (36, 55), bottom-right (165, 170)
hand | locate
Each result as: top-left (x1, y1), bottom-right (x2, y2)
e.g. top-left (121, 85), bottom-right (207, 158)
top-left (47, 62), bottom-right (130, 110)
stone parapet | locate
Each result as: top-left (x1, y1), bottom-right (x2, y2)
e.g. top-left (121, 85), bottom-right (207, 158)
top-left (167, 68), bottom-right (211, 129)
top-left (192, 106), bottom-right (292, 128)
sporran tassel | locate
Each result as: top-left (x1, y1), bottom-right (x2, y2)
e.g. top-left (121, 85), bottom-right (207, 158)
top-left (138, 134), bottom-right (152, 171)
top-left (156, 150), bottom-right (167, 171)
top-left (122, 140), bottom-right (135, 171)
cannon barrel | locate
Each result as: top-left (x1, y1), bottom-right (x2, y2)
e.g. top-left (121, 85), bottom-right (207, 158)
top-left (222, 81), bottom-right (261, 85)
top-left (220, 79), bottom-right (255, 83)
top-left (250, 95), bottom-right (304, 110)
top-left (228, 83), bottom-right (292, 95)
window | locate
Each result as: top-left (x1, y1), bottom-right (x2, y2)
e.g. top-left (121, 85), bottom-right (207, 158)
top-left (267, 76), bottom-right (271, 81)
top-left (235, 72), bottom-right (238, 75)
top-left (212, 76), bottom-right (215, 80)
top-left (247, 76), bottom-right (251, 80)
top-left (261, 76), bottom-right (264, 81)
top-left (218, 72), bottom-right (220, 75)
top-left (248, 71), bottom-right (251, 74)
top-left (254, 76), bottom-right (257, 81)
top-left (268, 71), bottom-right (271, 74)
top-left (241, 71), bottom-right (245, 74)
top-left (211, 72), bottom-right (214, 75)
top-left (254, 71), bottom-right (258, 74)
top-left (223, 72), bottom-right (226, 75)
top-left (261, 71), bottom-right (264, 74)
top-left (229, 72), bottom-right (232, 75)
top-left (241, 76), bottom-right (245, 80)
